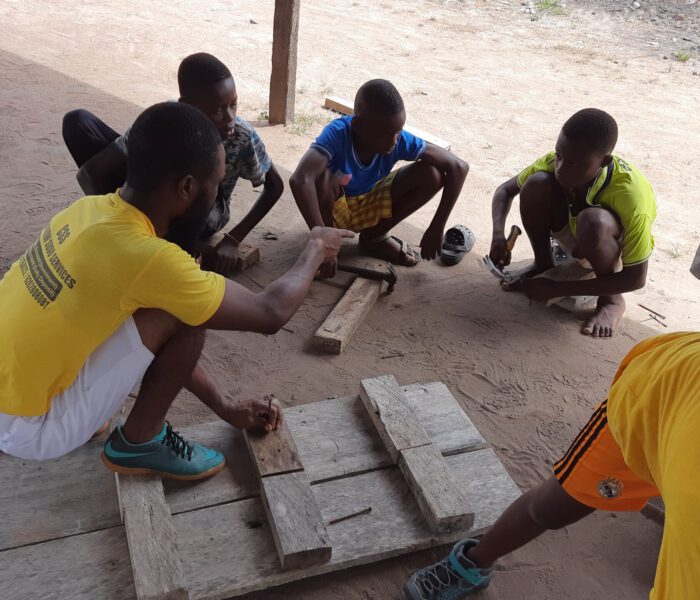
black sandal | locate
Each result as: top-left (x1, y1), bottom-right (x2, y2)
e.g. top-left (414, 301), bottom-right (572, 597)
top-left (440, 225), bottom-right (475, 266)
top-left (359, 233), bottom-right (422, 266)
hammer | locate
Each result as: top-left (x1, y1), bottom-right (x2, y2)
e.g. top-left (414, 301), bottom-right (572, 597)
top-left (337, 264), bottom-right (398, 293)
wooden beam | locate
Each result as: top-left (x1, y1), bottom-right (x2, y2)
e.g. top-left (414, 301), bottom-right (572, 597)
top-left (269, 0), bottom-right (300, 124)
top-left (312, 276), bottom-right (382, 354)
top-left (399, 444), bottom-right (475, 533)
top-left (116, 474), bottom-right (189, 600)
top-left (359, 375), bottom-right (431, 462)
top-left (243, 419), bottom-right (304, 478)
top-left (323, 96), bottom-right (452, 151)
top-left (261, 471), bottom-right (332, 569)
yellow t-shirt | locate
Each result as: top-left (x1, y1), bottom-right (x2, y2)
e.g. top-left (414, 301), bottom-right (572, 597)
top-left (607, 333), bottom-right (700, 599)
top-left (517, 152), bottom-right (657, 267)
top-left (0, 192), bottom-right (226, 417)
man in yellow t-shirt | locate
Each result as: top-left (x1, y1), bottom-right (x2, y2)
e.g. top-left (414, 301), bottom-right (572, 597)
top-left (0, 102), bottom-right (353, 480)
top-left (402, 247), bottom-right (700, 600)
top-left (488, 108), bottom-right (657, 338)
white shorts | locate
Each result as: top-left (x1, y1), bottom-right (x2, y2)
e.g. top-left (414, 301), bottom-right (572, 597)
top-left (0, 317), bottom-right (153, 461)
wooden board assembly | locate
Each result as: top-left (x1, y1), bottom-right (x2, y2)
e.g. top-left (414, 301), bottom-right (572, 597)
top-left (324, 96), bottom-right (452, 151)
top-left (116, 473), bottom-right (189, 600)
top-left (243, 419), bottom-right (304, 478)
top-left (261, 471), bottom-right (331, 569)
top-left (399, 444), bottom-right (474, 533)
top-left (312, 276), bottom-right (383, 354)
top-left (359, 375), bottom-right (431, 462)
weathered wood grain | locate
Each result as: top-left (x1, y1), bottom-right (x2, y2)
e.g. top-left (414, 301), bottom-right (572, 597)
top-left (269, 0), bottom-right (300, 124)
top-left (360, 375), bottom-right (431, 462)
top-left (261, 471), bottom-right (331, 569)
top-left (312, 276), bottom-right (383, 354)
top-left (243, 418), bottom-right (304, 478)
top-left (399, 444), bottom-right (474, 533)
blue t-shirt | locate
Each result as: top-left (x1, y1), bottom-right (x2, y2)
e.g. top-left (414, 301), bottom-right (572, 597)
top-left (310, 116), bottom-right (426, 197)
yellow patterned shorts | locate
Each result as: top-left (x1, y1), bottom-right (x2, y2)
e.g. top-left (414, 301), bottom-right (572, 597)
top-left (332, 171), bottom-right (397, 232)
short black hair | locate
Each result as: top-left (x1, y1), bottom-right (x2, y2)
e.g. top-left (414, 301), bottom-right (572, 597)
top-left (178, 53), bottom-right (233, 98)
top-left (562, 108), bottom-right (618, 154)
top-left (126, 102), bottom-right (222, 193)
top-left (354, 79), bottom-right (405, 117)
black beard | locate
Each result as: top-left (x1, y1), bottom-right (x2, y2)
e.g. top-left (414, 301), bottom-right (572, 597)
top-left (166, 192), bottom-right (211, 254)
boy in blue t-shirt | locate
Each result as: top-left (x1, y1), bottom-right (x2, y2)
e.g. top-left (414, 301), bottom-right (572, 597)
top-left (290, 79), bottom-right (469, 277)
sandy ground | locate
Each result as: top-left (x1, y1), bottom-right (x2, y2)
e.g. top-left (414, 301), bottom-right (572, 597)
top-left (1, 0), bottom-right (700, 598)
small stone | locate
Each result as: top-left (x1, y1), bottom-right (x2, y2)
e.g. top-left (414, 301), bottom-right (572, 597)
top-left (632, 0), bottom-right (640, 7)
top-left (249, 18), bottom-right (258, 24)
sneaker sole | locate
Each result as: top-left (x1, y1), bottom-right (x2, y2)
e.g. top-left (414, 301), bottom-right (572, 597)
top-left (100, 452), bottom-right (226, 481)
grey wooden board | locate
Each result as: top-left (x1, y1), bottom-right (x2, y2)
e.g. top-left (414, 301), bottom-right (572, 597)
top-left (360, 375), bottom-right (432, 462)
top-left (399, 444), bottom-right (475, 533)
top-left (174, 448), bottom-right (520, 600)
top-left (165, 383), bottom-right (484, 514)
top-left (243, 418), bottom-right (304, 478)
top-left (313, 276), bottom-right (383, 354)
top-left (118, 474), bottom-right (189, 600)
top-left (0, 437), bottom-right (120, 551)
top-left (261, 471), bottom-right (332, 569)
top-left (0, 525), bottom-right (137, 600)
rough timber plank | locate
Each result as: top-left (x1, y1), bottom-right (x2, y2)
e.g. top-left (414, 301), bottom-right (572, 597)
top-left (201, 233), bottom-right (261, 273)
top-left (117, 474), bottom-right (189, 600)
top-left (269, 0), bottom-right (300, 124)
top-left (261, 471), bottom-right (331, 569)
top-left (360, 375), bottom-right (431, 462)
top-left (166, 385), bottom-right (484, 514)
top-left (174, 448), bottom-right (520, 600)
top-left (243, 419), bottom-right (304, 478)
top-left (0, 526), bottom-right (136, 600)
top-left (312, 276), bottom-right (382, 354)
top-left (324, 96), bottom-right (452, 151)
top-left (0, 437), bottom-right (120, 551)
top-left (399, 444), bottom-right (475, 533)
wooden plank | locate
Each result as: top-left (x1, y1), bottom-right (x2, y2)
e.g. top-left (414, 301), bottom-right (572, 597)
top-left (269, 0), bottom-right (300, 124)
top-left (0, 437), bottom-right (120, 551)
top-left (117, 474), bottom-right (189, 600)
top-left (324, 96), bottom-right (452, 151)
top-left (261, 471), bottom-right (332, 569)
top-left (174, 448), bottom-right (520, 600)
top-left (399, 444), bottom-right (475, 533)
top-left (312, 276), bottom-right (382, 354)
top-left (243, 418), bottom-right (303, 478)
top-left (200, 233), bottom-right (261, 273)
top-left (0, 526), bottom-right (136, 600)
top-left (166, 385), bottom-right (484, 514)
top-left (360, 375), bottom-right (431, 462)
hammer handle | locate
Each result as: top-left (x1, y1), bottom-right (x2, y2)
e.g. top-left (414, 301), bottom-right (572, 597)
top-left (506, 225), bottom-right (522, 252)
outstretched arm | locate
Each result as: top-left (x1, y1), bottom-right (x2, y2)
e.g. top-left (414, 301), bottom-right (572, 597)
top-left (289, 148), bottom-right (331, 230)
top-left (489, 176), bottom-right (521, 266)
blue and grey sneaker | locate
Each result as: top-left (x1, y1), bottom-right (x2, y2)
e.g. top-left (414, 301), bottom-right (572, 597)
top-left (401, 539), bottom-right (493, 600)
top-left (102, 422), bottom-right (225, 480)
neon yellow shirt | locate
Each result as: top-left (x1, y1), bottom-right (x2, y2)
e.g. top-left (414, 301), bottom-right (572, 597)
top-left (607, 333), bottom-right (700, 599)
top-left (517, 152), bottom-right (657, 266)
top-left (0, 192), bottom-right (225, 416)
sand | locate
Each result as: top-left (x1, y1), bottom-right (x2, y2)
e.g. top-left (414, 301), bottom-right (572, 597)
top-left (1, 0), bottom-right (699, 597)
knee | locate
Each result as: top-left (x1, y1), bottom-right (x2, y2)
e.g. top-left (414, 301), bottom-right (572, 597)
top-left (575, 208), bottom-right (618, 245)
top-left (519, 171), bottom-right (560, 210)
top-left (526, 493), bottom-right (569, 531)
top-left (418, 161), bottom-right (444, 191)
top-left (62, 109), bottom-right (90, 139)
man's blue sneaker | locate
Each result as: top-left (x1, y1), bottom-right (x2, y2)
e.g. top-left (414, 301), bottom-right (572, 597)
top-left (101, 422), bottom-right (225, 480)
top-left (401, 539), bottom-right (493, 600)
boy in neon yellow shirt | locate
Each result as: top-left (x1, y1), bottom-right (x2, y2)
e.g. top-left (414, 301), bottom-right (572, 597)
top-left (488, 108), bottom-right (656, 337)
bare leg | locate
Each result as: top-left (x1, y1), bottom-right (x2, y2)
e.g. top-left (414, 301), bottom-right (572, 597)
top-left (574, 207), bottom-right (624, 338)
top-left (122, 309), bottom-right (207, 443)
top-left (467, 476), bottom-right (595, 568)
top-left (359, 162), bottom-right (444, 265)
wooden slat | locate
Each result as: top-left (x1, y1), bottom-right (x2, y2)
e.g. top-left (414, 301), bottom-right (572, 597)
top-left (398, 444), bottom-right (474, 533)
top-left (323, 96), bottom-right (452, 151)
top-left (199, 233), bottom-right (261, 273)
top-left (0, 526), bottom-right (136, 600)
top-left (117, 474), bottom-right (189, 600)
top-left (360, 375), bottom-right (431, 462)
top-left (166, 385), bottom-right (485, 514)
top-left (312, 276), bottom-right (382, 354)
top-left (243, 418), bottom-right (303, 478)
top-left (174, 448), bottom-right (520, 600)
top-left (269, 0), bottom-right (300, 124)
top-left (261, 471), bottom-right (331, 569)
top-left (0, 438), bottom-right (120, 551)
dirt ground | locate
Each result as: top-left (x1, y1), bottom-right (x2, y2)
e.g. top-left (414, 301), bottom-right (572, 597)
top-left (1, 0), bottom-right (699, 598)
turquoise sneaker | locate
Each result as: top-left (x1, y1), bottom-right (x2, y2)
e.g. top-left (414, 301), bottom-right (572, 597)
top-left (401, 539), bottom-right (493, 600)
top-left (101, 422), bottom-right (225, 480)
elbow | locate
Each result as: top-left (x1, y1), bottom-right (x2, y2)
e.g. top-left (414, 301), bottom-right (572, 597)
top-left (259, 299), bottom-right (289, 335)
top-left (266, 168), bottom-right (285, 200)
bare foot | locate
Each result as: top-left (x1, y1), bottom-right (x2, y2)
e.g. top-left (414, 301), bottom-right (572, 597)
top-left (582, 295), bottom-right (625, 337)
top-left (359, 235), bottom-right (420, 266)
